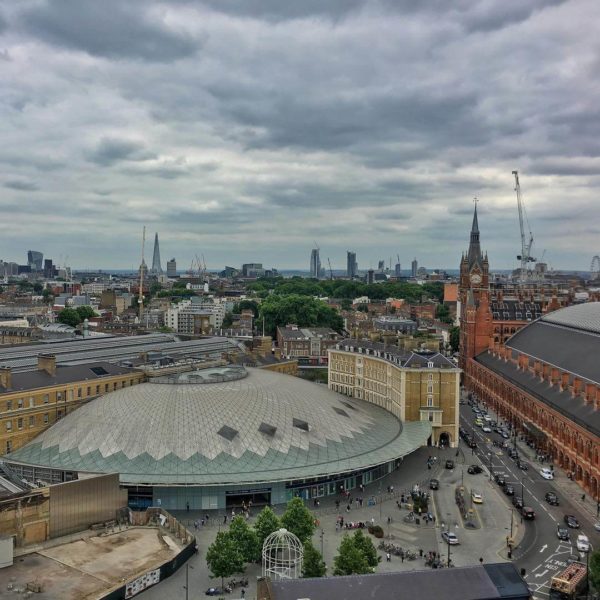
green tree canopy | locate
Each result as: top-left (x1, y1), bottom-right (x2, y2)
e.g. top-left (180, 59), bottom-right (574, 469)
top-left (76, 305), bottom-right (97, 320)
top-left (589, 549), bottom-right (600, 593)
top-left (302, 540), bottom-right (327, 578)
top-left (57, 307), bottom-right (81, 328)
top-left (333, 534), bottom-right (372, 576)
top-left (351, 529), bottom-right (378, 568)
top-left (449, 326), bottom-right (460, 353)
top-left (436, 303), bottom-right (453, 324)
top-left (222, 312), bottom-right (234, 328)
top-left (259, 295), bottom-right (343, 337)
top-left (228, 515), bottom-right (260, 563)
top-left (254, 506), bottom-right (281, 550)
top-left (206, 531), bottom-right (245, 590)
top-left (234, 299), bottom-right (260, 317)
top-left (281, 497), bottom-right (316, 544)
top-left (41, 288), bottom-right (53, 303)
top-left (33, 282), bottom-right (44, 294)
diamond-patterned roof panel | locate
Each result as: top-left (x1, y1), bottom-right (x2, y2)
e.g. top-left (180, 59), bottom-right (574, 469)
top-left (7, 368), bottom-right (430, 485)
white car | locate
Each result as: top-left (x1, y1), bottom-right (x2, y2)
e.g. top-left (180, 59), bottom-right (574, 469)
top-left (471, 491), bottom-right (483, 504)
top-left (482, 426), bottom-right (491, 433)
top-left (594, 522), bottom-right (600, 532)
top-left (540, 468), bottom-right (554, 480)
top-left (576, 534), bottom-right (590, 553)
top-left (442, 531), bottom-right (459, 545)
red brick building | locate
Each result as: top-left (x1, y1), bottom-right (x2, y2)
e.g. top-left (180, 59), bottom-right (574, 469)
top-left (459, 205), bottom-right (600, 499)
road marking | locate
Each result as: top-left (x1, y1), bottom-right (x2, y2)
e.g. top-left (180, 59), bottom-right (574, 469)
top-left (534, 569), bottom-right (548, 578)
top-left (539, 544), bottom-right (547, 553)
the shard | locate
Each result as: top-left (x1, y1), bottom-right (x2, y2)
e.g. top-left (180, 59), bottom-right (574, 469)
top-left (151, 232), bottom-right (162, 275)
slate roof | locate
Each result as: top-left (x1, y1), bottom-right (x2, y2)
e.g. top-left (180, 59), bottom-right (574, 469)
top-left (269, 563), bottom-right (530, 600)
top-left (6, 368), bottom-right (430, 485)
top-left (0, 362), bottom-right (137, 394)
top-left (491, 299), bottom-right (542, 321)
top-left (505, 302), bottom-right (600, 385)
top-left (476, 352), bottom-right (600, 437)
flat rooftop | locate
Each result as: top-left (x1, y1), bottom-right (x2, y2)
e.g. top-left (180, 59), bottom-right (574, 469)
top-left (0, 528), bottom-right (181, 600)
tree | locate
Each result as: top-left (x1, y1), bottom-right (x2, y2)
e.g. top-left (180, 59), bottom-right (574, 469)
top-left (302, 540), bottom-right (326, 578)
top-left (449, 326), bottom-right (460, 353)
top-left (351, 529), bottom-right (378, 568)
top-left (589, 549), bottom-right (600, 593)
top-left (228, 515), bottom-right (260, 563)
top-left (41, 288), bottom-right (53, 304)
top-left (149, 281), bottom-right (162, 296)
top-left (206, 531), bottom-right (245, 591)
top-left (340, 299), bottom-right (352, 311)
top-left (436, 303), bottom-right (453, 324)
top-left (222, 312), bottom-right (234, 329)
top-left (57, 307), bottom-right (81, 328)
top-left (33, 282), bottom-right (44, 294)
top-left (333, 534), bottom-right (371, 576)
top-left (76, 306), bottom-right (97, 320)
top-left (281, 497), bottom-right (316, 544)
top-left (234, 299), bottom-right (260, 317)
top-left (254, 506), bottom-right (281, 551)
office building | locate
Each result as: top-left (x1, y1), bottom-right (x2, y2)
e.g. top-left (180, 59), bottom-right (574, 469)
top-left (395, 262), bottom-right (402, 278)
top-left (411, 258), bottom-right (418, 278)
top-left (27, 251), bottom-right (43, 272)
top-left (346, 251), bottom-right (358, 278)
top-left (378, 260), bottom-right (385, 271)
top-left (151, 232), bottom-right (162, 275)
top-left (277, 325), bottom-right (340, 364)
top-left (166, 258), bottom-right (177, 277)
top-left (242, 263), bottom-right (265, 278)
top-left (43, 259), bottom-right (55, 278)
top-left (367, 269), bottom-right (375, 284)
top-left (310, 248), bottom-right (321, 279)
top-left (328, 341), bottom-right (460, 447)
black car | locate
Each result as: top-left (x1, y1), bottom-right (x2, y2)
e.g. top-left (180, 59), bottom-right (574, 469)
top-left (556, 525), bottom-right (570, 540)
top-left (521, 506), bottom-right (535, 520)
top-left (468, 439), bottom-right (477, 449)
top-left (206, 588), bottom-right (224, 596)
top-left (564, 515), bottom-right (580, 528)
top-left (445, 460), bottom-right (455, 469)
top-left (508, 449), bottom-right (519, 460)
top-left (504, 485), bottom-right (515, 496)
top-left (512, 496), bottom-right (524, 509)
top-left (516, 460), bottom-right (528, 471)
top-left (429, 478), bottom-right (439, 490)
top-left (467, 465), bottom-right (483, 475)
top-left (545, 492), bottom-right (559, 506)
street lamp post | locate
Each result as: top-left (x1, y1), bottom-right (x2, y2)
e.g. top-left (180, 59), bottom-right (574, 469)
top-left (379, 481), bottom-right (382, 523)
top-left (320, 528), bottom-right (324, 557)
top-left (183, 563), bottom-right (194, 600)
top-left (488, 452), bottom-right (493, 481)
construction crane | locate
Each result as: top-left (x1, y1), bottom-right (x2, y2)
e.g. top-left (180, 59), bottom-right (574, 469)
top-left (327, 257), bottom-right (333, 280)
top-left (512, 170), bottom-right (536, 283)
top-left (138, 226), bottom-right (146, 322)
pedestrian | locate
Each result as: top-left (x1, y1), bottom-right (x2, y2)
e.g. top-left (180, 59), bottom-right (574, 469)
top-left (419, 548), bottom-right (423, 557)
top-left (396, 500), bottom-right (400, 509)
top-left (205, 514), bottom-right (209, 524)
top-left (581, 494), bottom-right (586, 502)
top-left (371, 517), bottom-right (375, 526)
top-left (335, 522), bottom-right (339, 532)
top-left (390, 485), bottom-right (394, 494)
top-left (335, 500), bottom-right (340, 510)
top-left (355, 498), bottom-right (359, 508)
top-left (401, 552), bottom-right (404, 563)
top-left (346, 504), bottom-right (350, 512)
top-left (186, 502), bottom-right (190, 513)
top-left (359, 497), bottom-right (363, 507)
top-left (194, 520), bottom-right (198, 530)
top-left (386, 552), bottom-right (391, 562)
top-left (241, 589), bottom-right (245, 598)
top-left (224, 515), bottom-right (227, 525)
top-left (201, 519), bottom-right (205, 527)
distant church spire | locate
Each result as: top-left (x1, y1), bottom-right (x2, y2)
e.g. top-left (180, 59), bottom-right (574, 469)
top-left (151, 232), bottom-right (162, 275)
top-left (467, 199), bottom-right (482, 269)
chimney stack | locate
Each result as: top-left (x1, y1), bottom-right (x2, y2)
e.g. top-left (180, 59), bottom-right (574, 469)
top-left (0, 366), bottom-right (12, 390)
top-left (38, 354), bottom-right (56, 377)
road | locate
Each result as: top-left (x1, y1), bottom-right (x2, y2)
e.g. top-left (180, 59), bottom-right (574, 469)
top-left (459, 400), bottom-right (598, 599)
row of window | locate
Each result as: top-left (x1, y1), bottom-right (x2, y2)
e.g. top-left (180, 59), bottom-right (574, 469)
top-left (3, 377), bottom-right (142, 413)
top-left (5, 412), bottom-right (50, 432)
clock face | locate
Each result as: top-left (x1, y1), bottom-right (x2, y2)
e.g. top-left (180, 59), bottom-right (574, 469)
top-left (470, 273), bottom-right (482, 285)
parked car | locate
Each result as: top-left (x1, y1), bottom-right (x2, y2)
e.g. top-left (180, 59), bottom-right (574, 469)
top-left (564, 515), bottom-right (580, 529)
top-left (521, 506), bottom-right (535, 520)
top-left (471, 491), bottom-right (483, 504)
top-left (545, 492), bottom-right (559, 506)
top-left (516, 460), bottom-right (528, 471)
top-left (504, 485), bottom-right (515, 496)
top-left (467, 465), bottom-right (483, 474)
top-left (501, 431), bottom-right (510, 439)
top-left (512, 496), bottom-right (524, 509)
top-left (442, 531), bottom-right (459, 545)
top-left (429, 478), bottom-right (439, 490)
top-left (540, 468), bottom-right (554, 480)
top-left (482, 425), bottom-right (492, 433)
top-left (595, 522), bottom-right (600, 532)
top-left (556, 525), bottom-right (570, 541)
top-left (206, 588), bottom-right (224, 596)
top-left (445, 460), bottom-right (455, 469)
top-left (494, 474), bottom-right (506, 486)
top-left (576, 534), bottom-right (590, 553)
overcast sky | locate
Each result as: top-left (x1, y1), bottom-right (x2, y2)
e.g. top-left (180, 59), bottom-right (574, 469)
top-left (1, 0), bottom-right (598, 272)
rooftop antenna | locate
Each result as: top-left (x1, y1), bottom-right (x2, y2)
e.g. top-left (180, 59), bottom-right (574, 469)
top-left (138, 226), bottom-right (146, 322)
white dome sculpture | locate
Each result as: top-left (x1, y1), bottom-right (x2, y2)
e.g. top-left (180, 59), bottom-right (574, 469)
top-left (262, 528), bottom-right (303, 580)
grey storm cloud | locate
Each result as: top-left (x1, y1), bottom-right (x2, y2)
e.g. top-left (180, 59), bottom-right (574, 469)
top-left (4, 180), bottom-right (39, 191)
top-left (0, 0), bottom-right (598, 270)
top-left (87, 138), bottom-right (156, 166)
top-left (22, 0), bottom-right (197, 62)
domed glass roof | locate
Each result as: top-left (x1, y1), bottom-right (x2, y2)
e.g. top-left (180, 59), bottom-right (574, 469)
top-left (8, 368), bottom-right (430, 485)
top-left (541, 302), bottom-right (600, 334)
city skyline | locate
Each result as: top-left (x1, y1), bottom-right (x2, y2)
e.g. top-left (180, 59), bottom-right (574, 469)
top-left (1, 1), bottom-right (599, 270)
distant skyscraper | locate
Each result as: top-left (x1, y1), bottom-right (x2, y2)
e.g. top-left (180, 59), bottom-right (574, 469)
top-left (310, 249), bottom-right (321, 279)
top-left (378, 260), bottom-right (385, 272)
top-left (151, 232), bottom-right (162, 275)
top-left (167, 258), bottom-right (177, 277)
top-left (367, 269), bottom-right (375, 284)
top-left (27, 250), bottom-right (43, 271)
top-left (395, 263), bottom-right (402, 278)
top-left (347, 251), bottom-right (358, 278)
top-left (411, 258), bottom-right (418, 278)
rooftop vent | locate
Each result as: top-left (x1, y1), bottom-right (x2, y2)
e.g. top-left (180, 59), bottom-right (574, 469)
top-left (259, 422), bottom-right (277, 436)
top-left (90, 366), bottom-right (109, 376)
top-left (218, 425), bottom-right (238, 441)
top-left (293, 418), bottom-right (310, 432)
